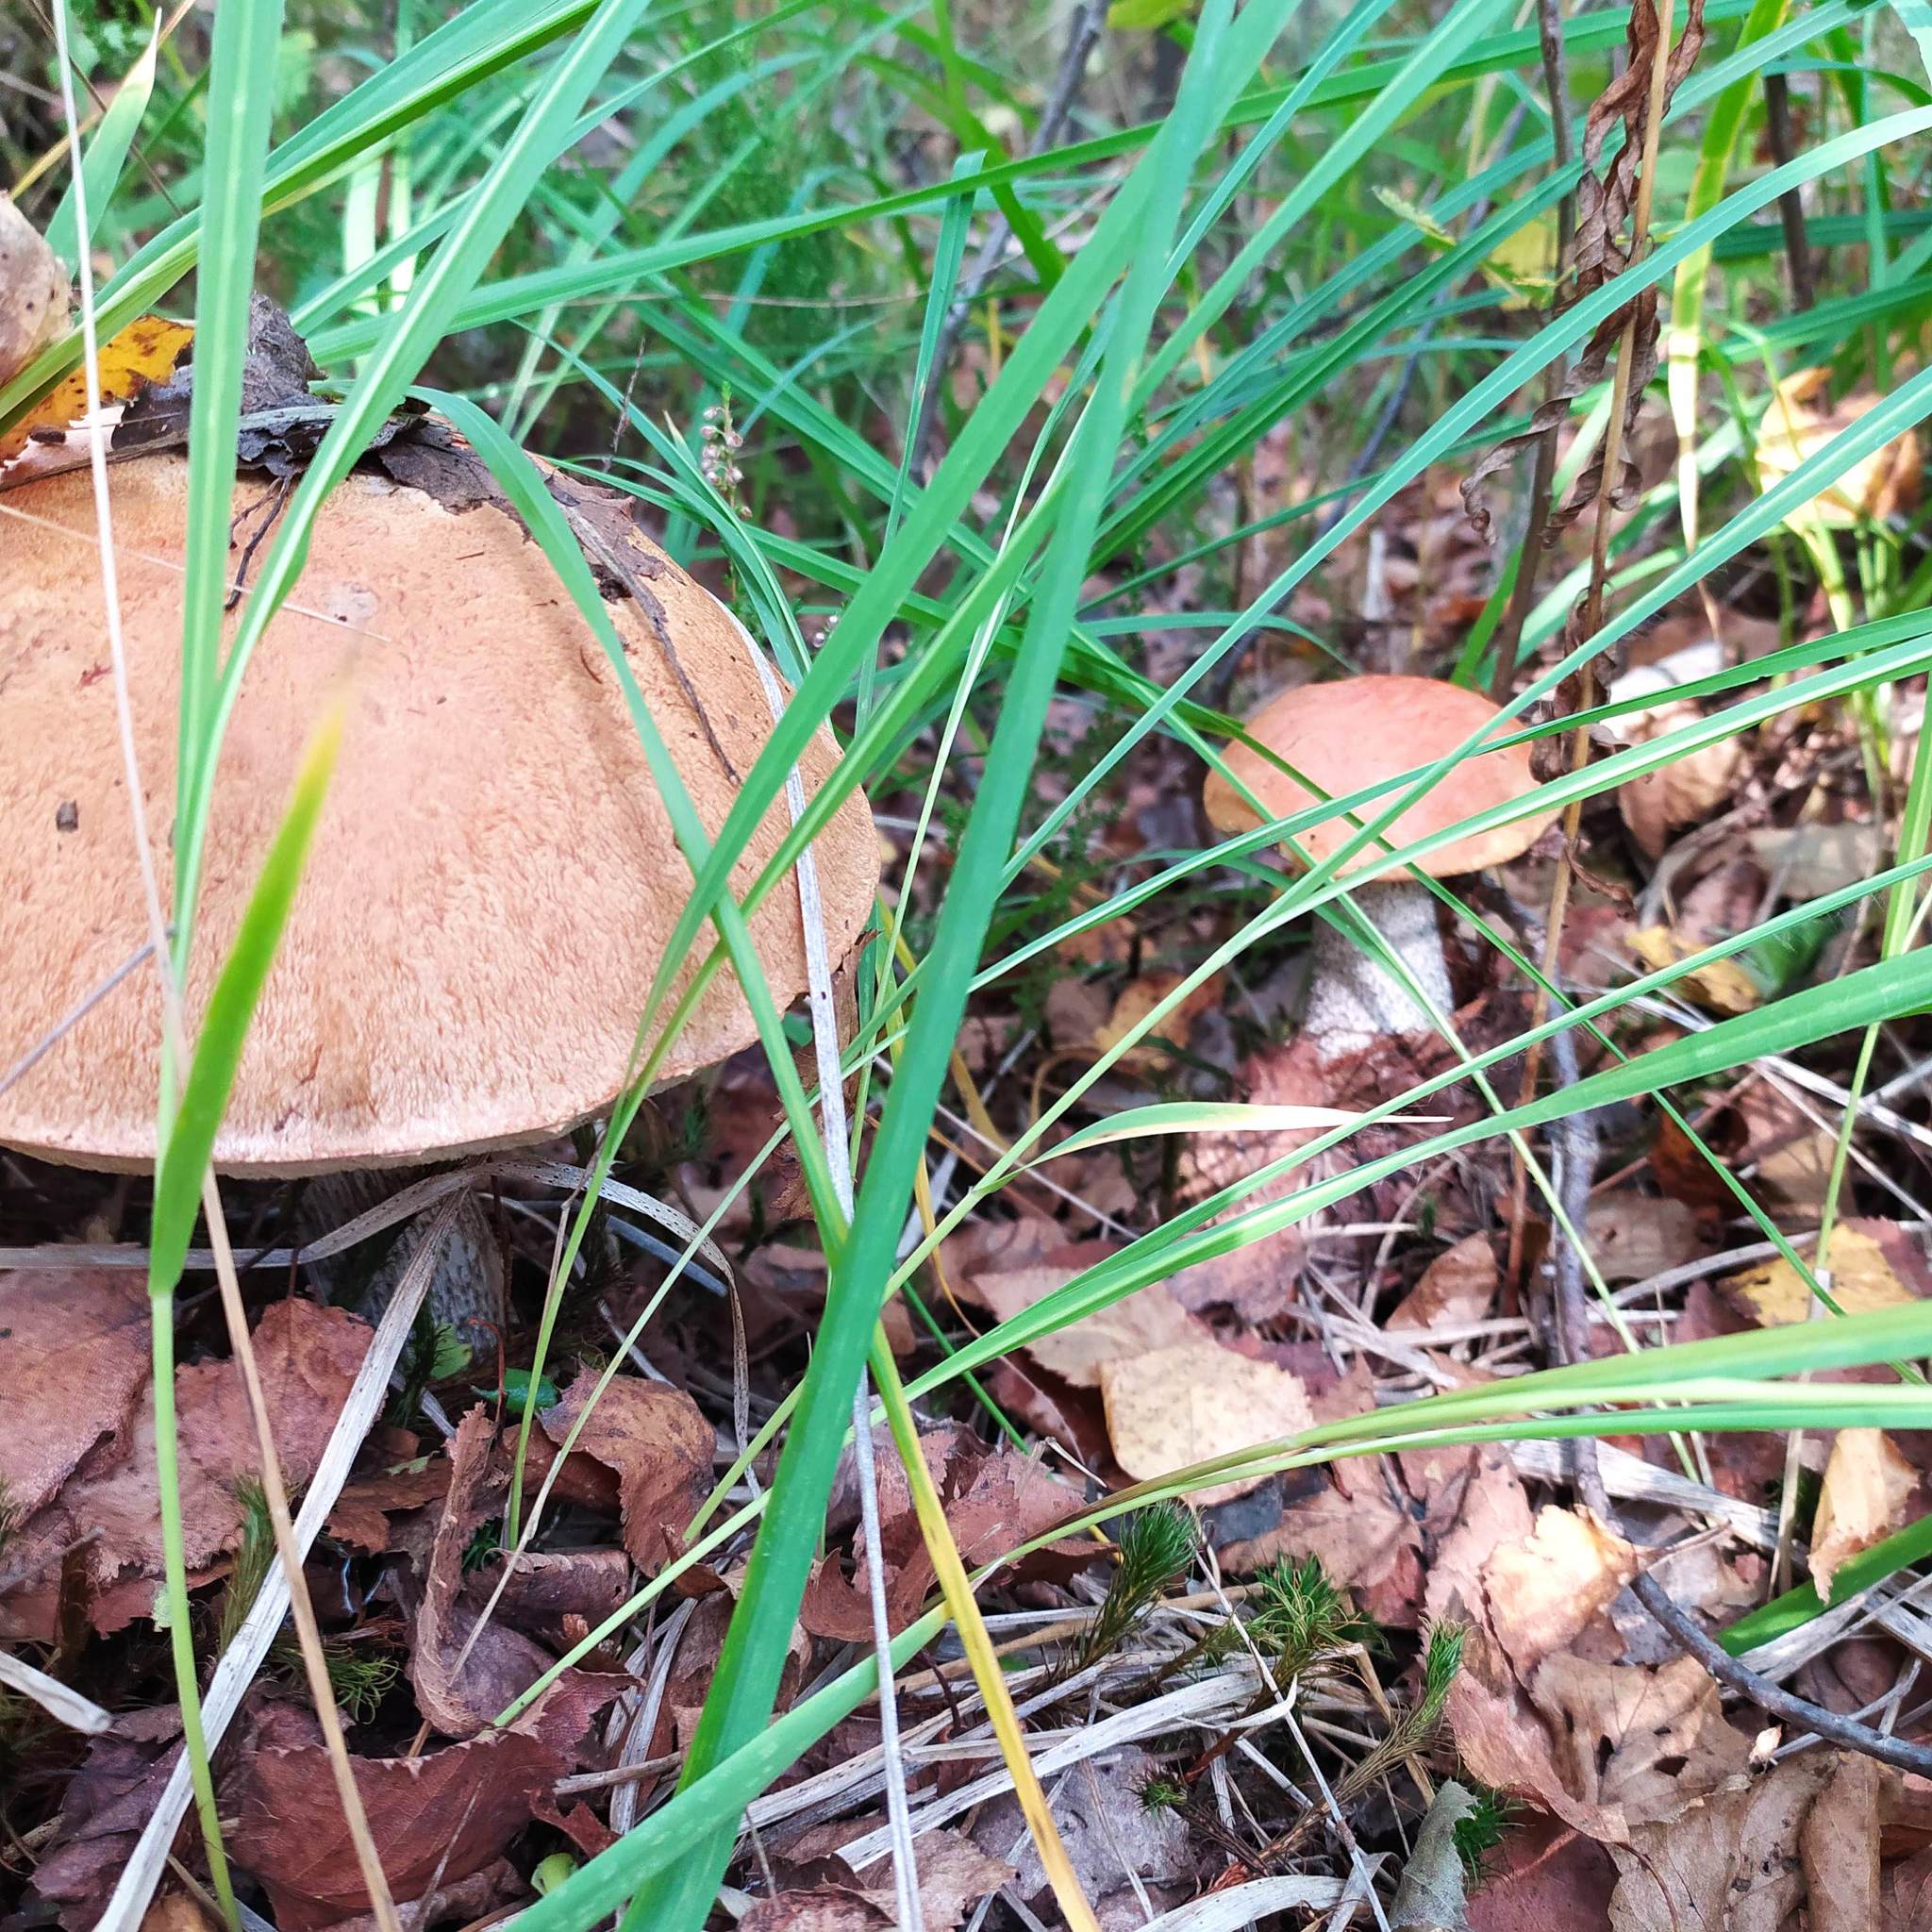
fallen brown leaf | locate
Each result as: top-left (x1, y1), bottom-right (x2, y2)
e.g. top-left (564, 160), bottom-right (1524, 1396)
top-left (1467, 1813), bottom-right (1615, 1932)
top-left (1452, 1652), bottom-right (1748, 1845)
top-left (541, 1367), bottom-right (713, 1571)
top-left (805, 1430), bottom-right (1092, 1640)
top-left (22, 1707), bottom-right (183, 1928)
top-left (231, 1672), bottom-right (615, 1932)
top-left (324, 1459), bottom-right (452, 1553)
top-left (741, 1830), bottom-right (1014, 1932)
top-left (1389, 1233), bottom-right (1497, 1332)
top-left (968, 1242), bottom-right (1208, 1386)
top-left (0, 1267), bottom-right (149, 1517)
top-left (1757, 368), bottom-right (1922, 527)
top-left (1811, 1427), bottom-right (1919, 1598)
top-left (1607, 1751), bottom-right (1883, 1931)
top-left (1616, 699), bottom-right (1743, 861)
top-left (0, 1299), bottom-right (371, 1638)
top-left (1474, 1507), bottom-right (1638, 1674)
top-left (1100, 1340), bottom-right (1312, 1505)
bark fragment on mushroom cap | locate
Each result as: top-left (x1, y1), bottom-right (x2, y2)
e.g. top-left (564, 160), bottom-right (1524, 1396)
top-left (1201, 674), bottom-right (1555, 880)
top-left (0, 453), bottom-right (880, 1175)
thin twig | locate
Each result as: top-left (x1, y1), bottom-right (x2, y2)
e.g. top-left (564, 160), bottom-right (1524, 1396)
top-left (905, 0), bottom-right (1106, 480)
top-left (1761, 74), bottom-right (1815, 312)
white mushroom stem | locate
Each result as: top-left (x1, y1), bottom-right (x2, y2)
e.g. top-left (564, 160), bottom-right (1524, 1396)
top-left (1304, 878), bottom-right (1453, 1062)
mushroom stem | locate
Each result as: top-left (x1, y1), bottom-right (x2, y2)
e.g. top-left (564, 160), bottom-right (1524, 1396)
top-left (1304, 879), bottom-right (1452, 1062)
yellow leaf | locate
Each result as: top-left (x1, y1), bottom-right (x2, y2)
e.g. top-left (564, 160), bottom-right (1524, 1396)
top-left (0, 312), bottom-right (193, 465)
top-left (1627, 925), bottom-right (1763, 1015)
top-left (1723, 1225), bottom-right (1917, 1328)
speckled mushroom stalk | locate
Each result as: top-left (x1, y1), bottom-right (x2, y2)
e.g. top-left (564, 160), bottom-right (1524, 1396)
top-left (1203, 675), bottom-right (1557, 1065)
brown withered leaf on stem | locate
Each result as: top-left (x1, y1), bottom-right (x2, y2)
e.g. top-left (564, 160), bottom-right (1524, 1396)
top-left (541, 1366), bottom-right (712, 1571)
top-left (0, 1268), bottom-right (149, 1519)
top-left (409, 1407), bottom-right (553, 1737)
top-left (1461, 0), bottom-right (1707, 544)
top-left (231, 1672), bottom-right (616, 1932)
top-left (1606, 1750), bottom-right (1883, 1931)
top-left (0, 1299), bottom-right (370, 1639)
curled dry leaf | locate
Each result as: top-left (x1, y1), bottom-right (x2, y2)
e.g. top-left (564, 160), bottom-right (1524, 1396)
top-left (1460, 0), bottom-right (1707, 542)
top-left (1442, 1500), bottom-right (1751, 1847)
top-left (0, 1298), bottom-right (371, 1639)
top-left (0, 194), bottom-right (67, 390)
top-left (1757, 367), bottom-right (1923, 527)
top-left (1810, 1427), bottom-right (1919, 1599)
top-left (1099, 1340), bottom-right (1313, 1506)
top-left (1615, 698), bottom-right (1743, 861)
top-left (409, 1407), bottom-right (553, 1738)
top-left (1606, 1750), bottom-right (1883, 1931)
top-left (541, 1366), bottom-right (713, 1572)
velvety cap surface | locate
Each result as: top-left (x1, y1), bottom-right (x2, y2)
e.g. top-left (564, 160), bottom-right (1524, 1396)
top-left (0, 455), bottom-right (879, 1173)
top-left (1201, 673), bottom-right (1554, 878)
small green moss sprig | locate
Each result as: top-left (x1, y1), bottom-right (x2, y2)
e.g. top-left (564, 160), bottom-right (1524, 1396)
top-left (1070, 1503), bottom-right (1194, 1675)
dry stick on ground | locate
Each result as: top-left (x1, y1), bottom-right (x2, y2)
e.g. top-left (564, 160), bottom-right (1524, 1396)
top-left (1540, 1024), bottom-right (1932, 1779)
top-left (904, 0), bottom-right (1108, 482)
top-left (1504, 0), bottom-right (1676, 1295)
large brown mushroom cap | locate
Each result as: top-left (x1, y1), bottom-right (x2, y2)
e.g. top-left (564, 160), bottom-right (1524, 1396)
top-left (1201, 673), bottom-right (1553, 879)
top-left (0, 452), bottom-right (879, 1174)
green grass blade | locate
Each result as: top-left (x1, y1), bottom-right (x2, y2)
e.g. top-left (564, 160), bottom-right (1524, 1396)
top-left (42, 14), bottom-right (160, 270)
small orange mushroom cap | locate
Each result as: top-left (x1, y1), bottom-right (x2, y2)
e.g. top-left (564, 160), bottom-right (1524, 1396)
top-left (0, 453), bottom-right (879, 1174)
top-left (1201, 674), bottom-right (1555, 879)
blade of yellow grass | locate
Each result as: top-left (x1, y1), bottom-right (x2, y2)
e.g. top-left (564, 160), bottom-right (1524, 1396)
top-left (867, 1337), bottom-right (1100, 1932)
